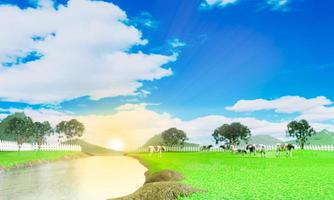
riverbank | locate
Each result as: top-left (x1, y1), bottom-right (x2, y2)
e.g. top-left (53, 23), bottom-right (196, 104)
top-left (110, 154), bottom-right (202, 200)
top-left (0, 151), bottom-right (87, 171)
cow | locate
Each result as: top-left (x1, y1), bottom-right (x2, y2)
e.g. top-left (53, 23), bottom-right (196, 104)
top-left (219, 144), bottom-right (228, 150)
top-left (219, 144), bottom-right (229, 150)
top-left (256, 144), bottom-right (266, 157)
top-left (200, 145), bottom-right (213, 151)
top-left (276, 143), bottom-right (295, 157)
top-left (148, 145), bottom-right (166, 157)
top-left (246, 144), bottom-right (256, 156)
top-left (226, 145), bottom-right (246, 155)
top-left (235, 149), bottom-right (247, 155)
top-left (246, 144), bottom-right (266, 157)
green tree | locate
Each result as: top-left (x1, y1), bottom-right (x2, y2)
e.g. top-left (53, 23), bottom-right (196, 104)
top-left (287, 119), bottom-right (316, 150)
top-left (0, 112), bottom-right (27, 141)
top-left (56, 119), bottom-right (85, 143)
top-left (5, 116), bottom-right (34, 151)
top-left (161, 127), bottom-right (188, 146)
top-left (212, 122), bottom-right (251, 147)
top-left (33, 121), bottom-right (53, 150)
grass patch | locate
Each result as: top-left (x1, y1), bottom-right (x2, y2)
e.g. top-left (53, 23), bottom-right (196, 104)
top-left (133, 151), bottom-right (334, 200)
top-left (0, 151), bottom-right (81, 168)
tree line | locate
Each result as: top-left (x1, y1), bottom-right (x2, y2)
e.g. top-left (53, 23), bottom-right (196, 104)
top-left (0, 112), bottom-right (85, 151)
top-left (160, 119), bottom-right (316, 150)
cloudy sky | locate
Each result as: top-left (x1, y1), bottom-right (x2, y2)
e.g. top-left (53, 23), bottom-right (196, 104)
top-left (0, 0), bottom-right (334, 149)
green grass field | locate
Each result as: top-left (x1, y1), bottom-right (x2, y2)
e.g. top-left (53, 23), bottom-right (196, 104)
top-left (134, 151), bottom-right (334, 200)
top-left (0, 151), bottom-right (80, 168)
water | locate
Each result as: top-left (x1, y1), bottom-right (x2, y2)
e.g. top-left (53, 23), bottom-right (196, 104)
top-left (0, 156), bottom-right (147, 200)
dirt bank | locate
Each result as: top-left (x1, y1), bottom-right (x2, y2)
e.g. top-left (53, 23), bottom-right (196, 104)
top-left (110, 155), bottom-right (204, 200)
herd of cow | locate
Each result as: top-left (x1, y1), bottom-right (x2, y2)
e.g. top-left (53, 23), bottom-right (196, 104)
top-left (216, 143), bottom-right (296, 157)
top-left (147, 143), bottom-right (296, 157)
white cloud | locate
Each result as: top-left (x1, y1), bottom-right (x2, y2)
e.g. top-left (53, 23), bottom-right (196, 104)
top-left (227, 95), bottom-right (334, 123)
top-left (201, 0), bottom-right (239, 8)
top-left (170, 39), bottom-right (186, 48)
top-left (131, 12), bottom-right (158, 29)
top-left (201, 0), bottom-right (293, 11)
top-left (297, 106), bottom-right (334, 122)
top-left (226, 96), bottom-right (332, 113)
top-left (266, 0), bottom-right (291, 11)
top-left (0, 0), bottom-right (176, 104)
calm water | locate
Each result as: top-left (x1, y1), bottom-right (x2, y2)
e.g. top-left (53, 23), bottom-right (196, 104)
top-left (0, 156), bottom-right (146, 200)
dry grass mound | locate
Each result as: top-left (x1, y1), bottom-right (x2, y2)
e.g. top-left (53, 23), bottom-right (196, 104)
top-left (111, 181), bottom-right (200, 200)
top-left (110, 170), bottom-right (203, 200)
top-left (145, 170), bottom-right (184, 184)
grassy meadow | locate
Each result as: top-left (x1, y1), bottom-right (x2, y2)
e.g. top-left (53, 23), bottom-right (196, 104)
top-left (0, 151), bottom-right (80, 168)
top-left (134, 151), bottom-right (334, 200)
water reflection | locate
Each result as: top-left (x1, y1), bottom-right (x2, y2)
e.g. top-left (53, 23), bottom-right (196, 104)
top-left (0, 156), bottom-right (146, 200)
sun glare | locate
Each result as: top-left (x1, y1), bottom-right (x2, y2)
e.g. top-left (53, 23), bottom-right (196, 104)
top-left (108, 139), bottom-right (124, 151)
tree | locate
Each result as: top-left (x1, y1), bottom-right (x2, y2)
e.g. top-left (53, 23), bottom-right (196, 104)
top-left (161, 128), bottom-right (188, 146)
top-left (5, 116), bottom-right (34, 151)
top-left (212, 122), bottom-right (251, 147)
top-left (0, 112), bottom-right (27, 141)
top-left (56, 119), bottom-right (85, 143)
top-left (33, 121), bottom-right (53, 150)
top-left (287, 119), bottom-right (316, 150)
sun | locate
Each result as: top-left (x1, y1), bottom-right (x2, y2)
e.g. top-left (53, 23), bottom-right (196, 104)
top-left (108, 138), bottom-right (124, 151)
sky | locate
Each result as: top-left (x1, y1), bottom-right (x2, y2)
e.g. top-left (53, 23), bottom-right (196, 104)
top-left (0, 0), bottom-right (334, 149)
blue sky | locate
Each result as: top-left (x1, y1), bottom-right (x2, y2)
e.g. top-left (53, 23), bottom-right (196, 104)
top-left (114, 0), bottom-right (334, 120)
top-left (0, 0), bottom-right (334, 147)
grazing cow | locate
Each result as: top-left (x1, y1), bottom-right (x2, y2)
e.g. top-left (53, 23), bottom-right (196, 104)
top-left (219, 144), bottom-right (231, 151)
top-left (148, 145), bottom-right (155, 156)
top-left (148, 145), bottom-right (166, 157)
top-left (276, 143), bottom-right (295, 157)
top-left (235, 149), bottom-right (247, 155)
top-left (285, 144), bottom-right (295, 157)
top-left (229, 145), bottom-right (247, 155)
top-left (256, 144), bottom-right (266, 157)
top-left (200, 145), bottom-right (213, 151)
top-left (219, 144), bottom-right (228, 150)
top-left (246, 144), bottom-right (256, 156)
top-left (161, 146), bottom-right (167, 152)
top-left (246, 144), bottom-right (266, 157)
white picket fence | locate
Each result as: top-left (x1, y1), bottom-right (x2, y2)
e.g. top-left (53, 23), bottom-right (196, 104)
top-left (137, 145), bottom-right (334, 152)
top-left (0, 140), bottom-right (81, 152)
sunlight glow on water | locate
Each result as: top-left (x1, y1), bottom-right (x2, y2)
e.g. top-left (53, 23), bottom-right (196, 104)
top-left (0, 156), bottom-right (146, 200)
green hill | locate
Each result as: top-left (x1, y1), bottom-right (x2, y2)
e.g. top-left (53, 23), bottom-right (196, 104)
top-left (143, 134), bottom-right (199, 147)
top-left (63, 139), bottom-right (120, 155)
top-left (239, 135), bottom-right (283, 146)
top-left (289, 130), bottom-right (334, 145)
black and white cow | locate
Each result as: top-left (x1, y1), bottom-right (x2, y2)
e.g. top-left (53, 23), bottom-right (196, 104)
top-left (228, 145), bottom-right (247, 155)
top-left (246, 144), bottom-right (266, 157)
top-left (200, 145), bottom-right (213, 151)
top-left (246, 144), bottom-right (256, 155)
top-left (256, 144), bottom-right (266, 157)
top-left (219, 144), bottom-right (230, 151)
top-left (148, 145), bottom-right (166, 157)
top-left (276, 143), bottom-right (295, 157)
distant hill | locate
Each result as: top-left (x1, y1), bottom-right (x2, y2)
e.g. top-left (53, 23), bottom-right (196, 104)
top-left (239, 135), bottom-right (283, 146)
top-left (143, 134), bottom-right (199, 147)
top-left (63, 139), bottom-right (120, 155)
top-left (289, 130), bottom-right (334, 145)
